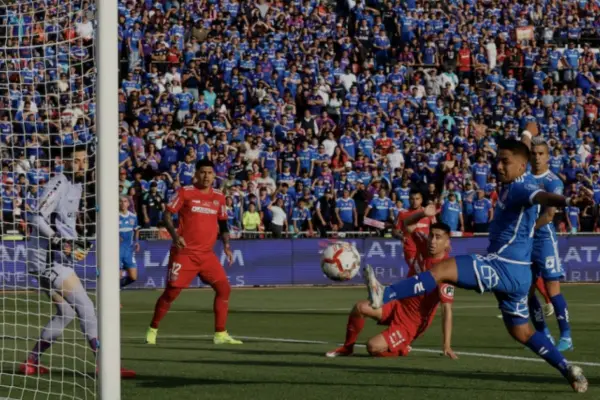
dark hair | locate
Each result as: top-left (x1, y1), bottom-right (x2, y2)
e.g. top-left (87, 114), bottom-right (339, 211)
top-left (195, 159), bottom-right (215, 170)
top-left (430, 222), bottom-right (451, 236)
top-left (409, 189), bottom-right (423, 197)
top-left (498, 138), bottom-right (530, 160)
top-left (63, 144), bottom-right (89, 158)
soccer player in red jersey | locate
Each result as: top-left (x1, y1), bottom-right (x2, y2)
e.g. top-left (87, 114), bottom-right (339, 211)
top-left (394, 190), bottom-right (436, 269)
top-left (326, 222), bottom-right (456, 358)
top-left (145, 159), bottom-right (242, 345)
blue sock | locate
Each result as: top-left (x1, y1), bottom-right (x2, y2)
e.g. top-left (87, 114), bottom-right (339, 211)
top-left (528, 295), bottom-right (548, 333)
top-left (120, 276), bottom-right (135, 288)
top-left (383, 271), bottom-right (437, 302)
top-left (525, 331), bottom-right (569, 378)
top-left (551, 294), bottom-right (571, 338)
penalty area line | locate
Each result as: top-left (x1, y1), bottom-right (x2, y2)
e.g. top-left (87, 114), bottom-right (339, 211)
top-left (123, 334), bottom-right (600, 368)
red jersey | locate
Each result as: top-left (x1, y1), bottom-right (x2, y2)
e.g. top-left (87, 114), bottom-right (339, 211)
top-left (399, 231), bottom-right (454, 341)
top-left (396, 208), bottom-right (434, 263)
top-left (166, 186), bottom-right (227, 254)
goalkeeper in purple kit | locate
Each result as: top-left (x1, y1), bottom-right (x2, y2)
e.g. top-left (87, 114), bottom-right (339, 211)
top-left (365, 138), bottom-right (591, 393)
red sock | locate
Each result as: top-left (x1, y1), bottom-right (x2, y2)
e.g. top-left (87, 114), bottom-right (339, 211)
top-left (343, 314), bottom-right (365, 348)
top-left (212, 280), bottom-right (231, 333)
top-left (150, 287), bottom-right (182, 329)
top-left (535, 276), bottom-right (551, 304)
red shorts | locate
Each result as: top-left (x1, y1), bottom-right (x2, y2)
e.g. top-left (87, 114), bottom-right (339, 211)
top-left (167, 250), bottom-right (226, 288)
top-left (378, 301), bottom-right (413, 357)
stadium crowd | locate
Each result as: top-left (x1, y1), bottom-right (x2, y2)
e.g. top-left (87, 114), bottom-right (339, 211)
top-left (1, 0), bottom-right (600, 238)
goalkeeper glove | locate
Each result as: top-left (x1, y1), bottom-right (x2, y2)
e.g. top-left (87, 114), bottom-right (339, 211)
top-left (51, 237), bottom-right (93, 262)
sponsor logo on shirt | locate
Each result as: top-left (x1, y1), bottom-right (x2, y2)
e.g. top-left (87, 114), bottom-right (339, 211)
top-left (191, 206), bottom-right (217, 214)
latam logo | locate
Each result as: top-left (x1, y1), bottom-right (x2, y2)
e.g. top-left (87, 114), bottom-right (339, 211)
top-left (191, 206), bottom-right (217, 214)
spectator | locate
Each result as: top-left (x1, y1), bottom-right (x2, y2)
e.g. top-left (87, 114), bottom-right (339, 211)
top-left (336, 189), bottom-right (357, 232)
top-left (242, 203), bottom-right (261, 237)
top-left (268, 197), bottom-right (287, 239)
top-left (472, 190), bottom-right (494, 233)
top-left (142, 182), bottom-right (165, 228)
top-left (440, 192), bottom-right (463, 233)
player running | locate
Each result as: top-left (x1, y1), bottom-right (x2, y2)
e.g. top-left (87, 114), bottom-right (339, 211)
top-left (365, 139), bottom-right (590, 393)
top-left (526, 137), bottom-right (573, 350)
top-left (119, 196), bottom-right (140, 289)
top-left (145, 159), bottom-right (242, 345)
top-left (394, 190), bottom-right (435, 266)
top-left (326, 222), bottom-right (457, 359)
top-left (20, 145), bottom-right (135, 378)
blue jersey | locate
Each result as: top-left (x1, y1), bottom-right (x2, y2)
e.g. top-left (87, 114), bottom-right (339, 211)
top-left (395, 187), bottom-right (410, 209)
top-left (566, 206), bottom-right (580, 229)
top-left (488, 174), bottom-right (541, 262)
top-left (472, 163), bottom-right (490, 189)
top-left (336, 198), bottom-right (356, 224)
top-left (368, 196), bottom-right (393, 221)
top-left (532, 170), bottom-right (563, 241)
top-left (473, 198), bottom-right (492, 224)
top-left (441, 201), bottom-right (462, 231)
top-left (119, 212), bottom-right (138, 249)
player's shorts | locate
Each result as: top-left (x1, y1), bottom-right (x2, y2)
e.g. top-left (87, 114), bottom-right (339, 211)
top-left (378, 301), bottom-right (413, 357)
top-left (27, 243), bottom-right (76, 293)
top-left (167, 249), bottom-right (226, 288)
top-left (120, 248), bottom-right (137, 270)
top-left (531, 239), bottom-right (564, 281)
top-left (456, 253), bottom-right (531, 324)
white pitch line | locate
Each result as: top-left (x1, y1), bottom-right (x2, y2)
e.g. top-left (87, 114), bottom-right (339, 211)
top-left (123, 334), bottom-right (600, 368)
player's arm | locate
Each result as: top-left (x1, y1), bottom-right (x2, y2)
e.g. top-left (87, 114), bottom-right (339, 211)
top-left (441, 302), bottom-right (457, 359)
top-left (31, 176), bottom-right (64, 238)
top-left (532, 191), bottom-right (591, 209)
top-left (164, 189), bottom-right (185, 248)
top-left (404, 204), bottom-right (437, 227)
top-left (535, 206), bottom-right (556, 230)
top-left (520, 121), bottom-right (538, 150)
top-left (218, 197), bottom-right (233, 263)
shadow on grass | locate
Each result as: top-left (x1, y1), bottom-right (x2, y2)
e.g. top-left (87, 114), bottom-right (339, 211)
top-left (130, 372), bottom-right (566, 394)
top-left (124, 357), bottom-right (598, 392)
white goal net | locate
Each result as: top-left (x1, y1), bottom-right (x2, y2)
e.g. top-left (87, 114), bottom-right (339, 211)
top-left (0, 1), bottom-right (100, 399)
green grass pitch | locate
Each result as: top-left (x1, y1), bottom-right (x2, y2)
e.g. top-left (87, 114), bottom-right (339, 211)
top-left (1, 285), bottom-right (599, 399)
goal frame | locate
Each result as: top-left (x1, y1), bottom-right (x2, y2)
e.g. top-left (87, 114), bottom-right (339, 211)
top-left (96, 0), bottom-right (121, 398)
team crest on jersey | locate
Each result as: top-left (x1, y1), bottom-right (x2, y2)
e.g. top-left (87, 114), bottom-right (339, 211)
top-left (213, 200), bottom-right (219, 206)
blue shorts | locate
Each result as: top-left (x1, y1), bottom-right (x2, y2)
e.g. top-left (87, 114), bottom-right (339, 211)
top-left (456, 254), bottom-right (531, 325)
top-left (531, 239), bottom-right (564, 281)
top-left (120, 248), bottom-right (136, 270)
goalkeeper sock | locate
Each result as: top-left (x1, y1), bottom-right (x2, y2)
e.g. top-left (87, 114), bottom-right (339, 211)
top-left (525, 331), bottom-right (569, 378)
top-left (31, 301), bottom-right (77, 363)
top-left (212, 280), bottom-right (231, 333)
top-left (551, 294), bottom-right (571, 338)
top-left (120, 276), bottom-right (135, 288)
top-left (343, 313), bottom-right (365, 348)
top-left (384, 271), bottom-right (437, 301)
top-left (150, 287), bottom-right (182, 329)
top-left (528, 295), bottom-right (548, 333)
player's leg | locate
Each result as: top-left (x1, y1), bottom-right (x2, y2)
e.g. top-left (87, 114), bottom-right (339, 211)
top-left (326, 300), bottom-right (383, 357)
top-left (365, 254), bottom-right (481, 308)
top-left (535, 276), bottom-right (555, 316)
top-left (120, 250), bottom-right (138, 289)
top-left (196, 253), bottom-right (242, 345)
top-left (497, 293), bottom-right (587, 393)
top-left (527, 268), bottom-right (554, 344)
top-left (146, 252), bottom-right (193, 344)
top-left (366, 324), bottom-right (411, 358)
top-left (20, 291), bottom-right (76, 375)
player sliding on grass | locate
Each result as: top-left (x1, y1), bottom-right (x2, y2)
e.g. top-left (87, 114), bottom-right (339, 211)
top-left (327, 222), bottom-right (456, 359)
top-left (145, 159), bottom-right (242, 345)
top-left (365, 139), bottom-right (590, 393)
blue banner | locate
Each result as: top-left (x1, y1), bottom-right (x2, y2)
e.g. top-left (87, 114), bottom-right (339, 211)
top-left (1, 237), bottom-right (600, 289)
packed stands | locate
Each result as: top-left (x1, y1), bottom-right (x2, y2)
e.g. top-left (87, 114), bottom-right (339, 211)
top-left (2, 0), bottom-right (600, 238)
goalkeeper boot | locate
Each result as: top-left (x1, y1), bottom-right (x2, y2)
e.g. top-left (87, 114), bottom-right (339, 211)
top-left (325, 346), bottom-right (353, 358)
top-left (19, 359), bottom-right (49, 376)
top-left (213, 331), bottom-right (243, 345)
top-left (557, 336), bottom-right (574, 352)
top-left (364, 264), bottom-right (384, 309)
top-left (145, 327), bottom-right (158, 345)
top-left (567, 365), bottom-right (588, 393)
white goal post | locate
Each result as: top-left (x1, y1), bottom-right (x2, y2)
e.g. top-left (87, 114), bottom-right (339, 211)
top-left (96, 0), bottom-right (121, 399)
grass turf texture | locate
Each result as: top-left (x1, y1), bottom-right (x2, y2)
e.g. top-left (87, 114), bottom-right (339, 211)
top-left (1, 285), bottom-right (599, 399)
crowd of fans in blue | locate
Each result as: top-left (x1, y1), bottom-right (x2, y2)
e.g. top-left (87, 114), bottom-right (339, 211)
top-left (1, 0), bottom-right (600, 237)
